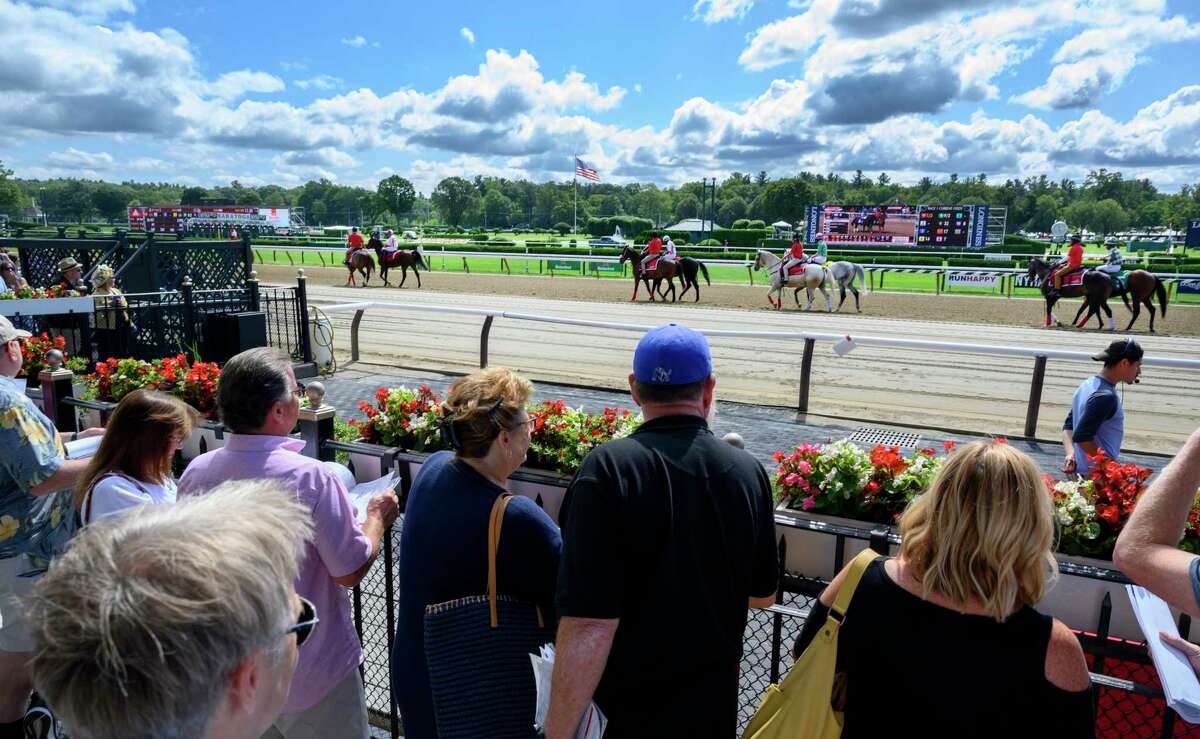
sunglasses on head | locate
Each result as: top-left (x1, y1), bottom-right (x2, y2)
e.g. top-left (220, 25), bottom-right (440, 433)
top-left (285, 596), bottom-right (319, 647)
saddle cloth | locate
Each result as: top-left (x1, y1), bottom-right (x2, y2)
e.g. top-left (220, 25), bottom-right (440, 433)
top-left (1059, 270), bottom-right (1085, 288)
top-left (787, 265), bottom-right (807, 276)
top-left (644, 258), bottom-right (660, 271)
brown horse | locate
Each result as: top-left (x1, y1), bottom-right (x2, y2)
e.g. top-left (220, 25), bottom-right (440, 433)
top-left (345, 249), bottom-right (374, 287)
top-left (1072, 270), bottom-right (1169, 332)
top-left (371, 237), bottom-right (428, 288)
top-left (619, 245), bottom-right (678, 302)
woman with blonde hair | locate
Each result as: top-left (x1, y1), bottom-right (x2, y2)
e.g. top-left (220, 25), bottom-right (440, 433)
top-left (76, 389), bottom-right (199, 524)
top-left (792, 441), bottom-right (1094, 736)
top-left (392, 368), bottom-right (561, 738)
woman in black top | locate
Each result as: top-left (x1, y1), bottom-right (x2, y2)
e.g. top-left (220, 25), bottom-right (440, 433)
top-left (794, 441), bottom-right (1095, 738)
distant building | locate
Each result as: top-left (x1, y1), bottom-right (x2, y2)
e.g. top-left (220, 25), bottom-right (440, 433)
top-left (664, 218), bottom-right (719, 242)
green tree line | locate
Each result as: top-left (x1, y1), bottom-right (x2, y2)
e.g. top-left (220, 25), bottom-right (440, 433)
top-left (3, 161), bottom-right (1198, 235)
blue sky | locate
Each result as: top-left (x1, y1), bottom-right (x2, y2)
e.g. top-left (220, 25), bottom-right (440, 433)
top-left (2, 0), bottom-right (1199, 193)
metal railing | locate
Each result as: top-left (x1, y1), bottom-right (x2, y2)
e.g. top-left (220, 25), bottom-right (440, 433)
top-left (317, 299), bottom-right (1200, 439)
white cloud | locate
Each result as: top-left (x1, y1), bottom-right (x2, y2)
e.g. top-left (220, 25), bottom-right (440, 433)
top-left (295, 74), bottom-right (345, 91)
top-left (28, 0), bottom-right (133, 20)
top-left (46, 147), bottom-right (114, 169)
top-left (634, 83), bottom-right (642, 94)
top-left (691, 0), bottom-right (755, 24)
top-left (204, 70), bottom-right (286, 100)
top-left (340, 35), bottom-right (367, 47)
top-left (1012, 53), bottom-right (1138, 110)
top-left (460, 26), bottom-right (475, 45)
top-left (280, 61), bottom-right (308, 71)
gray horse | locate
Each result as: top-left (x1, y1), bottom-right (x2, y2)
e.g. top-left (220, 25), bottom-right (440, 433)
top-left (753, 250), bottom-right (866, 312)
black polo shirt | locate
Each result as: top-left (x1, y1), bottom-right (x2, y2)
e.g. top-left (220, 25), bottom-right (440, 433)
top-left (556, 414), bottom-right (779, 737)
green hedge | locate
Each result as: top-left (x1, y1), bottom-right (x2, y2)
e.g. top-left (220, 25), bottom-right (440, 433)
top-left (711, 228), bottom-right (770, 247)
top-left (947, 258), bottom-right (1017, 268)
top-left (634, 230), bottom-right (690, 245)
top-left (585, 216), bottom-right (654, 238)
top-left (761, 239), bottom-right (791, 250)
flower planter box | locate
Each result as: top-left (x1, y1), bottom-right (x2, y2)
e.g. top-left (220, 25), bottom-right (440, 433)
top-left (181, 425), bottom-right (225, 463)
top-left (775, 507), bottom-right (1153, 641)
top-left (0, 296), bottom-right (94, 317)
top-left (345, 450), bottom-right (573, 522)
top-left (774, 506), bottom-right (889, 580)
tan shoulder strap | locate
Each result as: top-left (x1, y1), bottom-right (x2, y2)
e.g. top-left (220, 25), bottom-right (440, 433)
top-left (487, 493), bottom-right (514, 628)
top-left (829, 549), bottom-right (881, 622)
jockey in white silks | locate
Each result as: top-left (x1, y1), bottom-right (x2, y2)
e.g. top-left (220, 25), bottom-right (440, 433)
top-left (662, 236), bottom-right (678, 263)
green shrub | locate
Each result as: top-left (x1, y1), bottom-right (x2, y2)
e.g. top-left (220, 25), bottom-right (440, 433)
top-left (761, 239), bottom-right (791, 250)
top-left (635, 230), bottom-right (689, 245)
top-left (711, 228), bottom-right (770, 247)
top-left (698, 239), bottom-right (722, 246)
top-left (947, 258), bottom-right (1016, 268)
top-left (553, 222), bottom-right (571, 235)
top-left (731, 219), bottom-right (751, 229)
top-left (585, 216), bottom-right (654, 237)
top-left (746, 220), bottom-right (766, 229)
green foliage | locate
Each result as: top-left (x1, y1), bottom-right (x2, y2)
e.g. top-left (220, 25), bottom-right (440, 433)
top-left (746, 220), bottom-right (766, 229)
top-left (947, 258), bottom-right (1017, 268)
top-left (698, 238), bottom-right (722, 246)
top-left (377, 175), bottom-right (416, 219)
top-left (431, 177), bottom-right (477, 226)
top-left (584, 216), bottom-right (654, 237)
top-left (710, 228), bottom-right (769, 247)
top-left (731, 218), bottom-right (751, 229)
top-left (553, 222), bottom-right (571, 235)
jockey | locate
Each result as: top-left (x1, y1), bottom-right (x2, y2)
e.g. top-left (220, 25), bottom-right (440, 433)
top-left (807, 240), bottom-right (828, 265)
top-left (382, 228), bottom-right (400, 259)
top-left (779, 238), bottom-right (805, 282)
top-left (642, 232), bottom-right (663, 271)
top-left (662, 235), bottom-right (678, 263)
top-left (1097, 242), bottom-right (1124, 277)
top-left (343, 226), bottom-right (365, 265)
top-left (1051, 237), bottom-right (1085, 294)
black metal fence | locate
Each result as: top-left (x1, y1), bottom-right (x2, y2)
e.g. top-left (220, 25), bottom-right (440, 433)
top-left (0, 233), bottom-right (252, 292)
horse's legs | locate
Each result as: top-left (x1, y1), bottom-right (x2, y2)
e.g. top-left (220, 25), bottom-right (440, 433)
top-left (414, 264), bottom-right (421, 288)
top-left (821, 285), bottom-right (832, 312)
top-left (1072, 301), bottom-right (1089, 328)
top-left (1125, 300), bottom-right (1142, 331)
top-left (1145, 298), bottom-right (1157, 332)
top-left (793, 287), bottom-right (802, 307)
top-left (835, 285), bottom-right (847, 311)
top-left (398, 265), bottom-right (407, 288)
top-left (631, 273), bottom-right (641, 301)
top-left (851, 286), bottom-right (861, 312)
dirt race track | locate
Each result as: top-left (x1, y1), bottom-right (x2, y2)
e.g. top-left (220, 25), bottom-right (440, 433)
top-left (259, 264), bottom-right (1200, 455)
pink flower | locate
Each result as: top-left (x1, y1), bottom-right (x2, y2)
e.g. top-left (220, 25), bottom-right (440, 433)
top-left (784, 473), bottom-right (801, 487)
top-left (801, 495), bottom-right (816, 511)
top-left (796, 460), bottom-right (812, 474)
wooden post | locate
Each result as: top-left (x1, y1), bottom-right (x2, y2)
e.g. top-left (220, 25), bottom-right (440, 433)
top-left (39, 368), bottom-right (76, 432)
top-left (479, 316), bottom-right (494, 368)
top-left (462, 257), bottom-right (470, 274)
top-left (797, 338), bottom-right (816, 414)
top-left (1024, 355), bottom-right (1048, 438)
top-left (350, 309), bottom-right (364, 362)
top-left (297, 404), bottom-right (336, 461)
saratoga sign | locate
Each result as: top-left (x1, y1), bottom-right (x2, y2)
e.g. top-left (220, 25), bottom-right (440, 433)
top-left (946, 272), bottom-right (999, 288)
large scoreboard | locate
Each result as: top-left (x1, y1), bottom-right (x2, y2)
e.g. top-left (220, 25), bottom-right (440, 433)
top-left (127, 206), bottom-right (290, 234)
top-left (916, 206), bottom-right (971, 247)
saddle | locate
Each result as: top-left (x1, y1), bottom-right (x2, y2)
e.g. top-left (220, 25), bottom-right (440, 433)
top-left (1057, 270), bottom-right (1085, 288)
top-left (643, 257), bottom-right (661, 272)
top-left (787, 264), bottom-right (807, 276)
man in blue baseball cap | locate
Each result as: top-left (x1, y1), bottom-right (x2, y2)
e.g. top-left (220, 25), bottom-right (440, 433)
top-left (546, 324), bottom-right (779, 738)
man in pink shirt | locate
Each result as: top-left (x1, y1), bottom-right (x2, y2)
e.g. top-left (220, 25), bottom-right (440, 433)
top-left (180, 348), bottom-right (399, 738)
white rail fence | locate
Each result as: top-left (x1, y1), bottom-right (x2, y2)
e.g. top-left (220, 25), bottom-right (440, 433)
top-left (316, 299), bottom-right (1200, 438)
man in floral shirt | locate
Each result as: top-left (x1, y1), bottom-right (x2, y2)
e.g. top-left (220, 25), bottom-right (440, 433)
top-left (0, 315), bottom-right (100, 734)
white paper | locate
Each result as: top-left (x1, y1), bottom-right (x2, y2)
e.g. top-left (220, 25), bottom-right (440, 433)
top-left (530, 643), bottom-right (607, 739)
top-left (64, 434), bottom-right (102, 460)
top-left (345, 472), bottom-right (399, 523)
top-left (1127, 585), bottom-right (1200, 722)
top-left (833, 336), bottom-right (857, 356)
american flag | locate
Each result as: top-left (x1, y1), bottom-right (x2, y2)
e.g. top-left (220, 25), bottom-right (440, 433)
top-left (575, 157), bottom-right (600, 182)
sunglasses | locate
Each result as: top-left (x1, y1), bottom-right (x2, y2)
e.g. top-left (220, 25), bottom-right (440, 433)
top-left (285, 596), bottom-right (319, 647)
top-left (293, 382), bottom-right (306, 398)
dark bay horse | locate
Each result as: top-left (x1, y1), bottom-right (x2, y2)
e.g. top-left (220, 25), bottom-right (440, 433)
top-left (371, 237), bottom-right (428, 288)
top-left (619, 245), bottom-right (678, 302)
top-left (345, 249), bottom-right (374, 287)
top-left (1026, 258), bottom-right (1112, 329)
top-left (617, 245), bottom-right (712, 302)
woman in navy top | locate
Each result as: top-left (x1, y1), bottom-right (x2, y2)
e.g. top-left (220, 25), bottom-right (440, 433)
top-left (392, 368), bottom-right (561, 739)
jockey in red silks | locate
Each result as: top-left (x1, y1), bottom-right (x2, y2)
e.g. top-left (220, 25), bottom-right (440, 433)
top-left (343, 227), bottom-right (365, 265)
top-left (642, 233), bottom-right (663, 271)
top-left (1051, 237), bottom-right (1086, 293)
top-left (779, 238), bottom-right (805, 283)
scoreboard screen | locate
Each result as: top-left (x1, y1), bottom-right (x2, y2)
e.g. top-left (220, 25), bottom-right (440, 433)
top-left (916, 206), bottom-right (971, 247)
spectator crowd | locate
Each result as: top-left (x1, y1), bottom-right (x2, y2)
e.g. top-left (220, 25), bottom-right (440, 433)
top-left (0, 312), bottom-right (1197, 739)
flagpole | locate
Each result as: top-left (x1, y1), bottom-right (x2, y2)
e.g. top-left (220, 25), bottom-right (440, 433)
top-left (572, 152), bottom-right (577, 237)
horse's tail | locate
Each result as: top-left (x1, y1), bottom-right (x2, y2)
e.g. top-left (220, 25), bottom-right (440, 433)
top-left (854, 263), bottom-right (865, 291)
top-left (416, 250), bottom-right (429, 270)
top-left (698, 260), bottom-right (711, 285)
top-left (1156, 277), bottom-right (1168, 317)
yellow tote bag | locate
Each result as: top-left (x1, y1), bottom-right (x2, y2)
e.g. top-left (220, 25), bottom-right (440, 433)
top-left (741, 549), bottom-right (880, 739)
